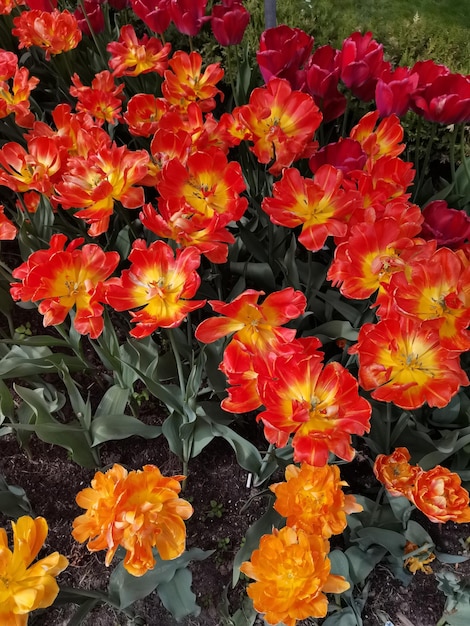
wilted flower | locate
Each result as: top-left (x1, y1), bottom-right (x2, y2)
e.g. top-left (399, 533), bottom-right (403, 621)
top-left (404, 541), bottom-right (435, 574)
top-left (0, 516), bottom-right (68, 625)
top-left (72, 464), bottom-right (194, 576)
top-left (240, 526), bottom-right (349, 626)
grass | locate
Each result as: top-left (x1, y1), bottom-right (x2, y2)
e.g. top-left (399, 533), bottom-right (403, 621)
top-left (243, 0), bottom-right (470, 73)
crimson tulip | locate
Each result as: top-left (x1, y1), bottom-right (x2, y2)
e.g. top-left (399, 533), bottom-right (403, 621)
top-left (340, 31), bottom-right (390, 101)
top-left (169, 0), bottom-right (210, 37)
top-left (211, 1), bottom-right (250, 46)
top-left (375, 66), bottom-right (419, 117)
top-left (129, 0), bottom-right (171, 34)
top-left (411, 73), bottom-right (470, 123)
top-left (304, 45), bottom-right (346, 122)
top-left (421, 200), bottom-right (470, 249)
top-left (257, 25), bottom-right (314, 90)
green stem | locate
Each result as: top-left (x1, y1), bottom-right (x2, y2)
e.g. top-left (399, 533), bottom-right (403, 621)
top-left (412, 123), bottom-right (436, 202)
top-left (76, 0), bottom-right (109, 68)
top-left (460, 123), bottom-right (470, 185)
top-left (226, 45), bottom-right (239, 107)
top-left (385, 402), bottom-right (392, 453)
top-left (449, 123), bottom-right (459, 186)
top-left (166, 328), bottom-right (190, 480)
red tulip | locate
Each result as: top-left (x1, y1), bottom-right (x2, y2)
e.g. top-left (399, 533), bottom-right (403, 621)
top-left (411, 73), bottom-right (470, 123)
top-left (257, 25), bottom-right (313, 90)
top-left (375, 66), bottom-right (419, 117)
top-left (211, 1), bottom-right (250, 46)
top-left (169, 0), bottom-right (210, 36)
top-left (74, 0), bottom-right (104, 36)
top-left (340, 31), bottom-right (390, 101)
top-left (304, 45), bottom-right (346, 122)
top-left (421, 200), bottom-right (470, 249)
top-left (129, 0), bottom-right (171, 35)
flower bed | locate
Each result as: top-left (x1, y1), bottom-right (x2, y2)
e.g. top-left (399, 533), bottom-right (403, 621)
top-left (1, 1), bottom-right (470, 625)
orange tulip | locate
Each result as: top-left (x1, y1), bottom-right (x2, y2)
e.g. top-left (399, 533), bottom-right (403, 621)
top-left (107, 24), bottom-right (171, 78)
top-left (411, 466), bottom-right (470, 524)
top-left (373, 447), bottom-right (420, 498)
top-left (270, 463), bottom-right (362, 537)
top-left (240, 526), bottom-right (349, 626)
top-left (73, 464), bottom-right (193, 576)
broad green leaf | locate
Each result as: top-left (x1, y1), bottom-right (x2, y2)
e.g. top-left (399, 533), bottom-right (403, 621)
top-left (91, 414), bottom-right (161, 446)
top-left (108, 548), bottom-right (211, 609)
top-left (0, 345), bottom-right (83, 378)
top-left (0, 379), bottom-right (14, 421)
top-left (95, 385), bottom-right (130, 417)
top-left (57, 364), bottom-right (92, 428)
top-left (157, 568), bottom-right (200, 621)
top-left (352, 527), bottom-right (406, 557)
top-left (229, 262), bottom-right (276, 292)
top-left (419, 433), bottom-right (470, 469)
top-left (162, 412), bottom-right (184, 459)
top-left (210, 424), bottom-right (262, 475)
top-left (66, 598), bottom-right (101, 626)
top-left (129, 366), bottom-right (184, 415)
top-left (322, 607), bottom-right (362, 626)
top-left (344, 545), bottom-right (387, 585)
top-left (312, 321), bottom-right (359, 342)
top-left (0, 475), bottom-right (33, 517)
top-left (232, 503), bottom-right (283, 586)
top-left (13, 385), bottom-right (97, 468)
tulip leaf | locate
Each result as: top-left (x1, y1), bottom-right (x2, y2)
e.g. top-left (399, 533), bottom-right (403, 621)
top-left (157, 568), bottom-right (200, 621)
top-left (344, 545), bottom-right (387, 585)
top-left (91, 414), bottom-right (161, 446)
top-left (351, 527), bottom-right (406, 557)
top-left (94, 385), bottom-right (130, 418)
top-left (108, 548), bottom-right (212, 610)
top-left (13, 384), bottom-right (97, 468)
top-left (210, 423), bottom-right (263, 474)
top-left (0, 475), bottom-right (34, 517)
top-left (322, 607), bottom-right (361, 626)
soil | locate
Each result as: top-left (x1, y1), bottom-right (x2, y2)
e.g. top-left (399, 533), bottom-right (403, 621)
top-left (2, 431), bottom-right (470, 626)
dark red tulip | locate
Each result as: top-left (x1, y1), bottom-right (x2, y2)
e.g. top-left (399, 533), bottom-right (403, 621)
top-left (169, 0), bottom-right (211, 37)
top-left (74, 0), bottom-right (105, 36)
top-left (421, 200), bottom-right (470, 249)
top-left (304, 45), bottom-right (346, 122)
top-left (130, 0), bottom-right (171, 34)
top-left (340, 31), bottom-right (390, 102)
top-left (375, 66), bottom-right (419, 117)
top-left (211, 1), bottom-right (250, 46)
top-left (257, 25), bottom-right (314, 90)
top-left (309, 138), bottom-right (367, 177)
top-left (411, 73), bottom-right (470, 124)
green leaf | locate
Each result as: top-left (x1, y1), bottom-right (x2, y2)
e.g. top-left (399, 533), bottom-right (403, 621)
top-left (0, 379), bottom-right (14, 422)
top-left (13, 385), bottom-right (97, 468)
top-left (157, 567), bottom-right (200, 621)
top-left (210, 424), bottom-right (262, 475)
top-left (232, 503), bottom-right (283, 587)
top-left (352, 527), bottom-right (406, 557)
top-left (322, 607), bottom-right (362, 626)
top-left (91, 414), bottom-right (162, 446)
top-left (129, 367), bottom-right (184, 415)
top-left (0, 475), bottom-right (34, 517)
top-left (229, 262), bottom-right (276, 292)
top-left (66, 598), bottom-right (101, 626)
top-left (108, 548), bottom-right (212, 609)
top-left (312, 320), bottom-right (359, 342)
top-left (344, 545), bottom-right (387, 585)
top-left (94, 385), bottom-right (130, 417)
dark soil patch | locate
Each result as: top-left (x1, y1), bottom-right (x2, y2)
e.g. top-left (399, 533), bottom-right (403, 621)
top-left (2, 432), bottom-right (470, 626)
